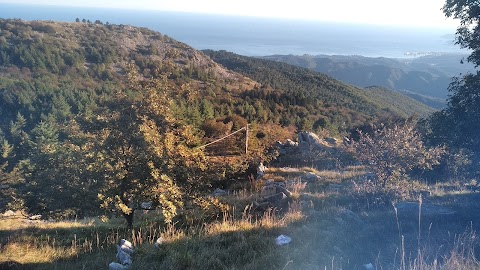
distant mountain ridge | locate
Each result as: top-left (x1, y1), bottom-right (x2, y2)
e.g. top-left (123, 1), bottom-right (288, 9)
top-left (261, 54), bottom-right (474, 109)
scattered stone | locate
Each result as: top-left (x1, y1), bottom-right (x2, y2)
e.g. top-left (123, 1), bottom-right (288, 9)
top-left (285, 139), bottom-right (298, 147)
top-left (116, 247), bottom-right (132, 266)
top-left (153, 237), bottom-right (163, 249)
top-left (140, 202), bottom-right (153, 210)
top-left (109, 262), bottom-right (128, 270)
top-left (298, 131), bottom-right (323, 153)
top-left (275, 234), bottom-right (292, 246)
top-left (276, 139), bottom-right (299, 156)
top-left (119, 239), bottom-right (134, 255)
top-left (257, 162), bottom-right (266, 179)
top-left (2, 210), bottom-right (15, 217)
top-left (110, 239), bottom-right (134, 268)
top-left (323, 137), bottom-right (337, 145)
top-left (275, 185), bottom-right (292, 198)
top-left (29, 214), bottom-right (42, 220)
top-left (364, 263), bottom-right (374, 270)
top-left (261, 192), bottom-right (291, 211)
top-left (211, 188), bottom-right (228, 197)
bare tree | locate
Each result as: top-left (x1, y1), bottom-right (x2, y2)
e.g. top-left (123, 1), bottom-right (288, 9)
top-left (353, 120), bottom-right (445, 188)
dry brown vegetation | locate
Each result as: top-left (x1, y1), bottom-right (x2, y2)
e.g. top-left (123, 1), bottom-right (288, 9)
top-left (2, 165), bottom-right (480, 269)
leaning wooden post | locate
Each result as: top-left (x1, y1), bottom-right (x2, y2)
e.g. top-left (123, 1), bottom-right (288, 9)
top-left (245, 124), bottom-right (249, 155)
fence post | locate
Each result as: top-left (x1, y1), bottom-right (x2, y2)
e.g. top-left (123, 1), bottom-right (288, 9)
top-left (245, 124), bottom-right (249, 155)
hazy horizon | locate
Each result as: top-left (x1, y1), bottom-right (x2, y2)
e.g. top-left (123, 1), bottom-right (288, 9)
top-left (0, 0), bottom-right (457, 29)
top-left (0, 3), bottom-right (467, 58)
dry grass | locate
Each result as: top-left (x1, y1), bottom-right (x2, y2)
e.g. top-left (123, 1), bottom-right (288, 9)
top-left (2, 168), bottom-right (480, 269)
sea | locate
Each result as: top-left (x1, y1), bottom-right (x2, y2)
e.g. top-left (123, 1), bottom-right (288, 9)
top-left (0, 3), bottom-right (467, 58)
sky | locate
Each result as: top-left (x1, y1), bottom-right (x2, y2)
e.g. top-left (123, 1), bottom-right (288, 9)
top-left (0, 0), bottom-right (457, 29)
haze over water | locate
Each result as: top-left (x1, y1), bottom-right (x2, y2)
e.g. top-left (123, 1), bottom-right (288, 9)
top-left (0, 3), bottom-right (466, 58)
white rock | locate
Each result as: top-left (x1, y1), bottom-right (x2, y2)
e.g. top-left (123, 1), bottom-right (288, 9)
top-left (109, 262), bottom-right (127, 270)
top-left (29, 214), bottom-right (42, 220)
top-left (364, 263), bottom-right (374, 270)
top-left (275, 234), bottom-right (292, 246)
top-left (153, 237), bottom-right (163, 249)
top-left (2, 210), bottom-right (15, 217)
top-left (119, 239), bottom-right (134, 254)
top-left (116, 248), bottom-right (132, 266)
top-left (211, 188), bottom-right (228, 197)
top-left (140, 201), bottom-right (153, 210)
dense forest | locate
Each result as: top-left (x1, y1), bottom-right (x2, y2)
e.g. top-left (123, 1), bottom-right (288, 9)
top-left (0, 19), bottom-right (434, 221)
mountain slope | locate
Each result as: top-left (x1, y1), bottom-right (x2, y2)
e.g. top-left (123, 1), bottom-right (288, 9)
top-left (0, 18), bottom-right (435, 218)
top-left (261, 54), bottom-right (473, 108)
top-left (204, 50), bottom-right (434, 120)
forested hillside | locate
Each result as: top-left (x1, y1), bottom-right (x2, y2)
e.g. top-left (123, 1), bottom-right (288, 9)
top-left (204, 50), bottom-right (434, 124)
top-left (262, 54), bottom-right (473, 109)
top-left (0, 19), bottom-right (432, 218)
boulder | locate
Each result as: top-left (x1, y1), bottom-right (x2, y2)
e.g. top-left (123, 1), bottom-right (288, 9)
top-left (364, 263), bottom-right (374, 270)
top-left (116, 248), bottom-right (132, 266)
top-left (257, 162), bottom-right (266, 179)
top-left (260, 181), bottom-right (287, 197)
top-left (2, 210), bottom-right (15, 217)
top-left (261, 192), bottom-right (291, 209)
top-left (298, 131), bottom-right (322, 147)
top-left (109, 262), bottom-right (128, 270)
top-left (275, 234), bottom-right (292, 246)
top-left (119, 239), bottom-right (134, 255)
top-left (285, 139), bottom-right (298, 147)
top-left (140, 202), bottom-right (153, 210)
top-left (211, 188), bottom-right (228, 197)
top-left (153, 237), bottom-right (163, 249)
top-left (29, 214), bottom-right (42, 220)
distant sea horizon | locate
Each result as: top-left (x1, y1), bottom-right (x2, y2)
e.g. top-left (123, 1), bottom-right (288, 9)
top-left (0, 3), bottom-right (468, 58)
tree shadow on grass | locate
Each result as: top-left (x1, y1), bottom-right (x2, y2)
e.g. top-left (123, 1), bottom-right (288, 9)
top-left (2, 192), bottom-right (480, 269)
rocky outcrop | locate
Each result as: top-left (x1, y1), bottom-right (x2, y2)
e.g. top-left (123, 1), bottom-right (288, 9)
top-left (254, 181), bottom-right (294, 212)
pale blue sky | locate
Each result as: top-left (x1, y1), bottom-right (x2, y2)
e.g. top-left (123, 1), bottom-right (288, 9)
top-left (0, 0), bottom-right (457, 28)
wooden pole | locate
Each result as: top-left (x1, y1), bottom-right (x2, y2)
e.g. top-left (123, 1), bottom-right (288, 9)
top-left (245, 124), bottom-right (249, 155)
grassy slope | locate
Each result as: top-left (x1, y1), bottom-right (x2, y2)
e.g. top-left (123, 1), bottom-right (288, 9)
top-left (2, 165), bottom-right (480, 269)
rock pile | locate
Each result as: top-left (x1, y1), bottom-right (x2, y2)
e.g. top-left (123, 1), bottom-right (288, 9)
top-left (275, 139), bottom-right (299, 155)
top-left (109, 239), bottom-right (133, 270)
top-left (254, 181), bottom-right (294, 212)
